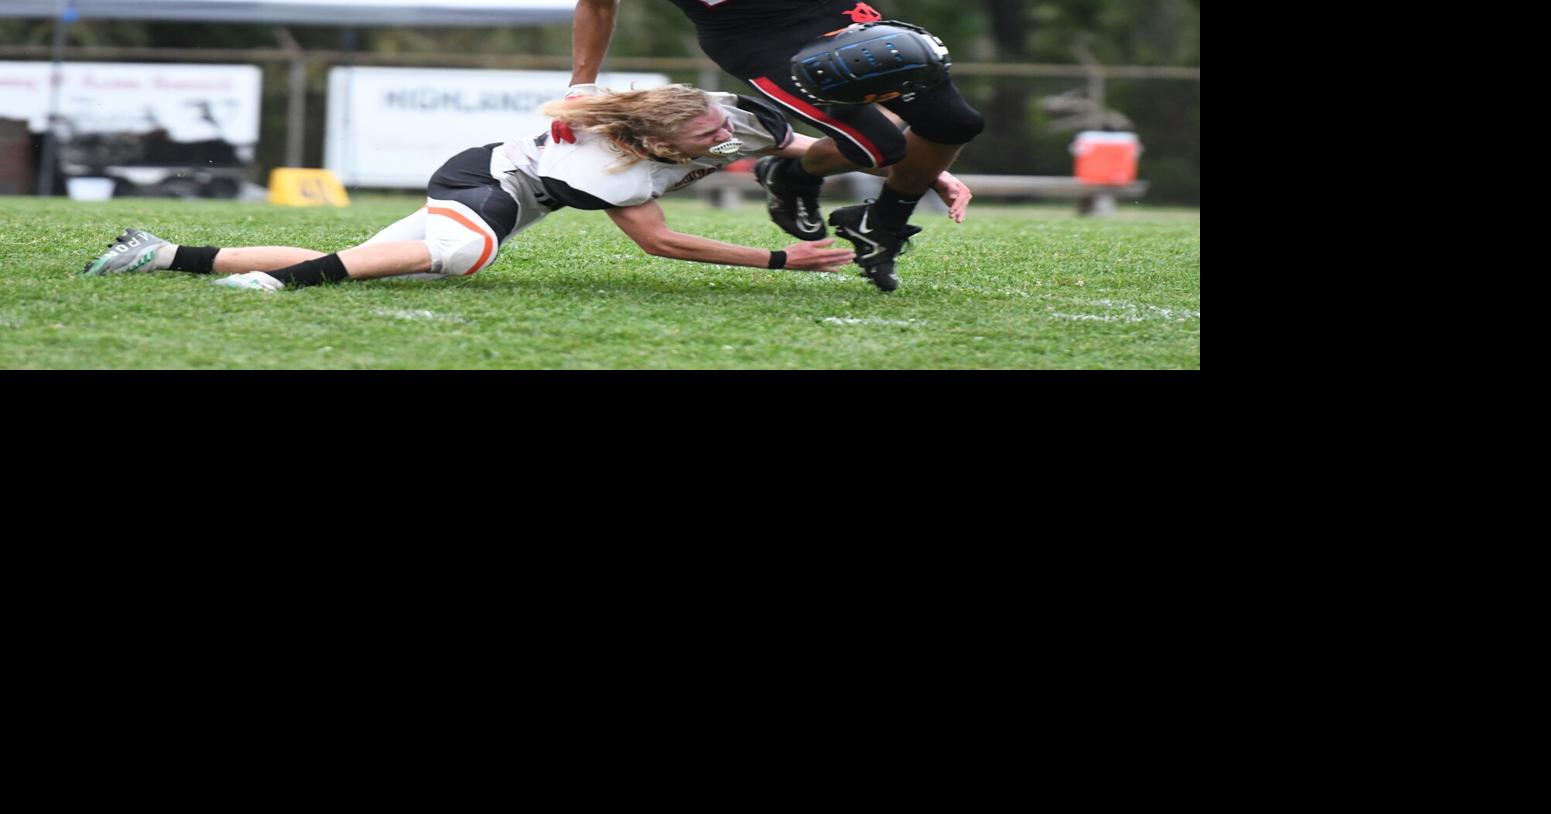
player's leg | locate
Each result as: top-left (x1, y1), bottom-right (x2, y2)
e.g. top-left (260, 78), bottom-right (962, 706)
top-left (335, 242), bottom-right (434, 279)
top-left (214, 208), bottom-right (437, 291)
top-left (79, 217), bottom-right (433, 277)
top-left (276, 206), bottom-right (435, 283)
top-left (210, 247), bottom-right (327, 274)
top-left (747, 73), bottom-right (908, 243)
top-left (219, 146), bottom-right (520, 291)
top-left (749, 74), bottom-right (910, 174)
top-left (693, 3), bottom-right (903, 239)
top-left (827, 83), bottom-right (984, 291)
top-left (743, 74), bottom-right (933, 291)
top-left (867, 80), bottom-right (984, 221)
top-left (392, 143), bottom-right (521, 282)
top-left (81, 227), bottom-right (325, 276)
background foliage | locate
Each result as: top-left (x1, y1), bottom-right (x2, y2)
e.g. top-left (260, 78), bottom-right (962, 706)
top-left (2, 1), bottom-right (1200, 202)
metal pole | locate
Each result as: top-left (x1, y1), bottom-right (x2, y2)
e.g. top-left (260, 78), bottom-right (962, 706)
top-left (340, 27), bottom-right (358, 185)
top-left (1073, 35), bottom-right (1105, 130)
top-left (275, 27), bottom-right (307, 167)
top-left (1088, 72), bottom-right (1105, 130)
top-left (287, 59), bottom-right (307, 166)
top-left (37, 0), bottom-right (73, 197)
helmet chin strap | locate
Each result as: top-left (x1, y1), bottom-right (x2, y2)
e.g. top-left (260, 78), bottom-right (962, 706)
top-left (707, 139), bottom-right (744, 157)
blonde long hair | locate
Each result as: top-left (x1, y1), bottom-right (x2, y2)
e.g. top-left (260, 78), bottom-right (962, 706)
top-left (541, 84), bottom-right (712, 166)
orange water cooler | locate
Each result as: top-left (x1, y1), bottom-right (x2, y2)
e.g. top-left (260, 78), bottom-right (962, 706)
top-left (1072, 131), bottom-right (1141, 185)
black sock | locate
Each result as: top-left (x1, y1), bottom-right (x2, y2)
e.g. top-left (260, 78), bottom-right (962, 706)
top-left (266, 253), bottom-right (352, 288)
top-left (871, 185), bottom-right (924, 232)
top-left (778, 157), bottom-right (825, 188)
top-left (170, 246), bottom-right (220, 275)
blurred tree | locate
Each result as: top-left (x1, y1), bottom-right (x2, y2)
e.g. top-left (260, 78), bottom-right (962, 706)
top-left (979, 0), bottom-right (1038, 173)
top-left (1, 1), bottom-right (1199, 203)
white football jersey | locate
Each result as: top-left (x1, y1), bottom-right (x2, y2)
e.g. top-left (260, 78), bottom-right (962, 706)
top-left (529, 92), bottom-right (793, 209)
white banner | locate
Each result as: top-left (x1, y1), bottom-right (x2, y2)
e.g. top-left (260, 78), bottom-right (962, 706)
top-left (0, 62), bottom-right (261, 153)
top-left (1, 1), bottom-right (574, 26)
top-left (325, 67), bottom-right (670, 188)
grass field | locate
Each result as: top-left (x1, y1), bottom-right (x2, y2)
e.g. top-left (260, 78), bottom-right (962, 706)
top-left (0, 194), bottom-right (1199, 369)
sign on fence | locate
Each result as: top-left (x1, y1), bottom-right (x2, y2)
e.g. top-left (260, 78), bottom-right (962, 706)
top-left (0, 62), bottom-right (261, 154)
top-left (325, 67), bottom-right (670, 188)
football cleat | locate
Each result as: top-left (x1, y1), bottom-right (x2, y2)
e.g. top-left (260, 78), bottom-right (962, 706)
top-left (212, 271), bottom-right (285, 292)
top-left (827, 202), bottom-right (922, 293)
top-left (81, 228), bottom-right (168, 276)
top-left (754, 156), bottom-right (826, 240)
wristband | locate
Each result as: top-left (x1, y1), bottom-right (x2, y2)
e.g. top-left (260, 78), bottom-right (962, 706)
top-left (768, 250), bottom-right (788, 269)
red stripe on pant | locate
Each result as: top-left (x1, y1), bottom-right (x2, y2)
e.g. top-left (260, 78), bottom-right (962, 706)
top-left (750, 76), bottom-right (885, 167)
top-left (428, 206), bottom-right (494, 275)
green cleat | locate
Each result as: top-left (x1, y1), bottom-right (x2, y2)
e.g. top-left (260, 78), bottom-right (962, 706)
top-left (82, 228), bottom-right (168, 276)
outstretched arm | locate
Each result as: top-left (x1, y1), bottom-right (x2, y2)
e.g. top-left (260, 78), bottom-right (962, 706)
top-left (570, 0), bottom-right (621, 86)
top-left (607, 200), bottom-right (856, 272)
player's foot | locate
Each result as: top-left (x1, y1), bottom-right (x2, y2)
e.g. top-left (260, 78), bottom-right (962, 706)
top-left (827, 202), bottom-right (922, 293)
top-left (754, 156), bottom-right (826, 240)
top-left (213, 271), bottom-right (284, 292)
top-left (81, 228), bottom-right (168, 276)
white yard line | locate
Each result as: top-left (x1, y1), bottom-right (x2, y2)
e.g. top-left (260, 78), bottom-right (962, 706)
top-left (821, 316), bottom-right (923, 327)
top-left (372, 308), bottom-right (468, 323)
top-left (1051, 299), bottom-right (1200, 323)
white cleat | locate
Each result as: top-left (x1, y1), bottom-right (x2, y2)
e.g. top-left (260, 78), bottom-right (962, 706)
top-left (213, 271), bottom-right (285, 292)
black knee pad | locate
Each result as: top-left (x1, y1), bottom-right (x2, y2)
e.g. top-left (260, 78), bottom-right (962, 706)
top-left (889, 83), bottom-right (986, 146)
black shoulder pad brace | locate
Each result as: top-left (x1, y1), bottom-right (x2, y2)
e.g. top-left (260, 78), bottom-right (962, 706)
top-left (540, 176), bottom-right (618, 211)
top-left (735, 95), bottom-right (794, 148)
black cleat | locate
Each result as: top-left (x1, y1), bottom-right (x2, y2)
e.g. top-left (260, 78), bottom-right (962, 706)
top-left (754, 156), bottom-right (826, 240)
top-left (827, 202), bottom-right (922, 293)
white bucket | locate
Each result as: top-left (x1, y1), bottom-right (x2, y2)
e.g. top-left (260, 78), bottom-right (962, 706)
top-left (66, 177), bottom-right (115, 201)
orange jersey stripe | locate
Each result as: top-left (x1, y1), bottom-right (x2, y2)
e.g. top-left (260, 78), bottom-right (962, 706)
top-left (428, 206), bottom-right (495, 275)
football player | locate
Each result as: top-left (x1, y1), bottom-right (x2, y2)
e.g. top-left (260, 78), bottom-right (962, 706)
top-left (81, 85), bottom-right (963, 291)
top-left (563, 1), bottom-right (984, 291)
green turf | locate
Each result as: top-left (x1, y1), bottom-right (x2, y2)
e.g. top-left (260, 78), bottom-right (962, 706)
top-left (0, 194), bottom-right (1199, 369)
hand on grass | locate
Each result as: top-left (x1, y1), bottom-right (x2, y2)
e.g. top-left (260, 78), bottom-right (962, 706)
top-left (785, 238), bottom-right (857, 273)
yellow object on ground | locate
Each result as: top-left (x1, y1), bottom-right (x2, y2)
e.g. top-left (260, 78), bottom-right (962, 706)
top-left (268, 168), bottom-right (351, 207)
